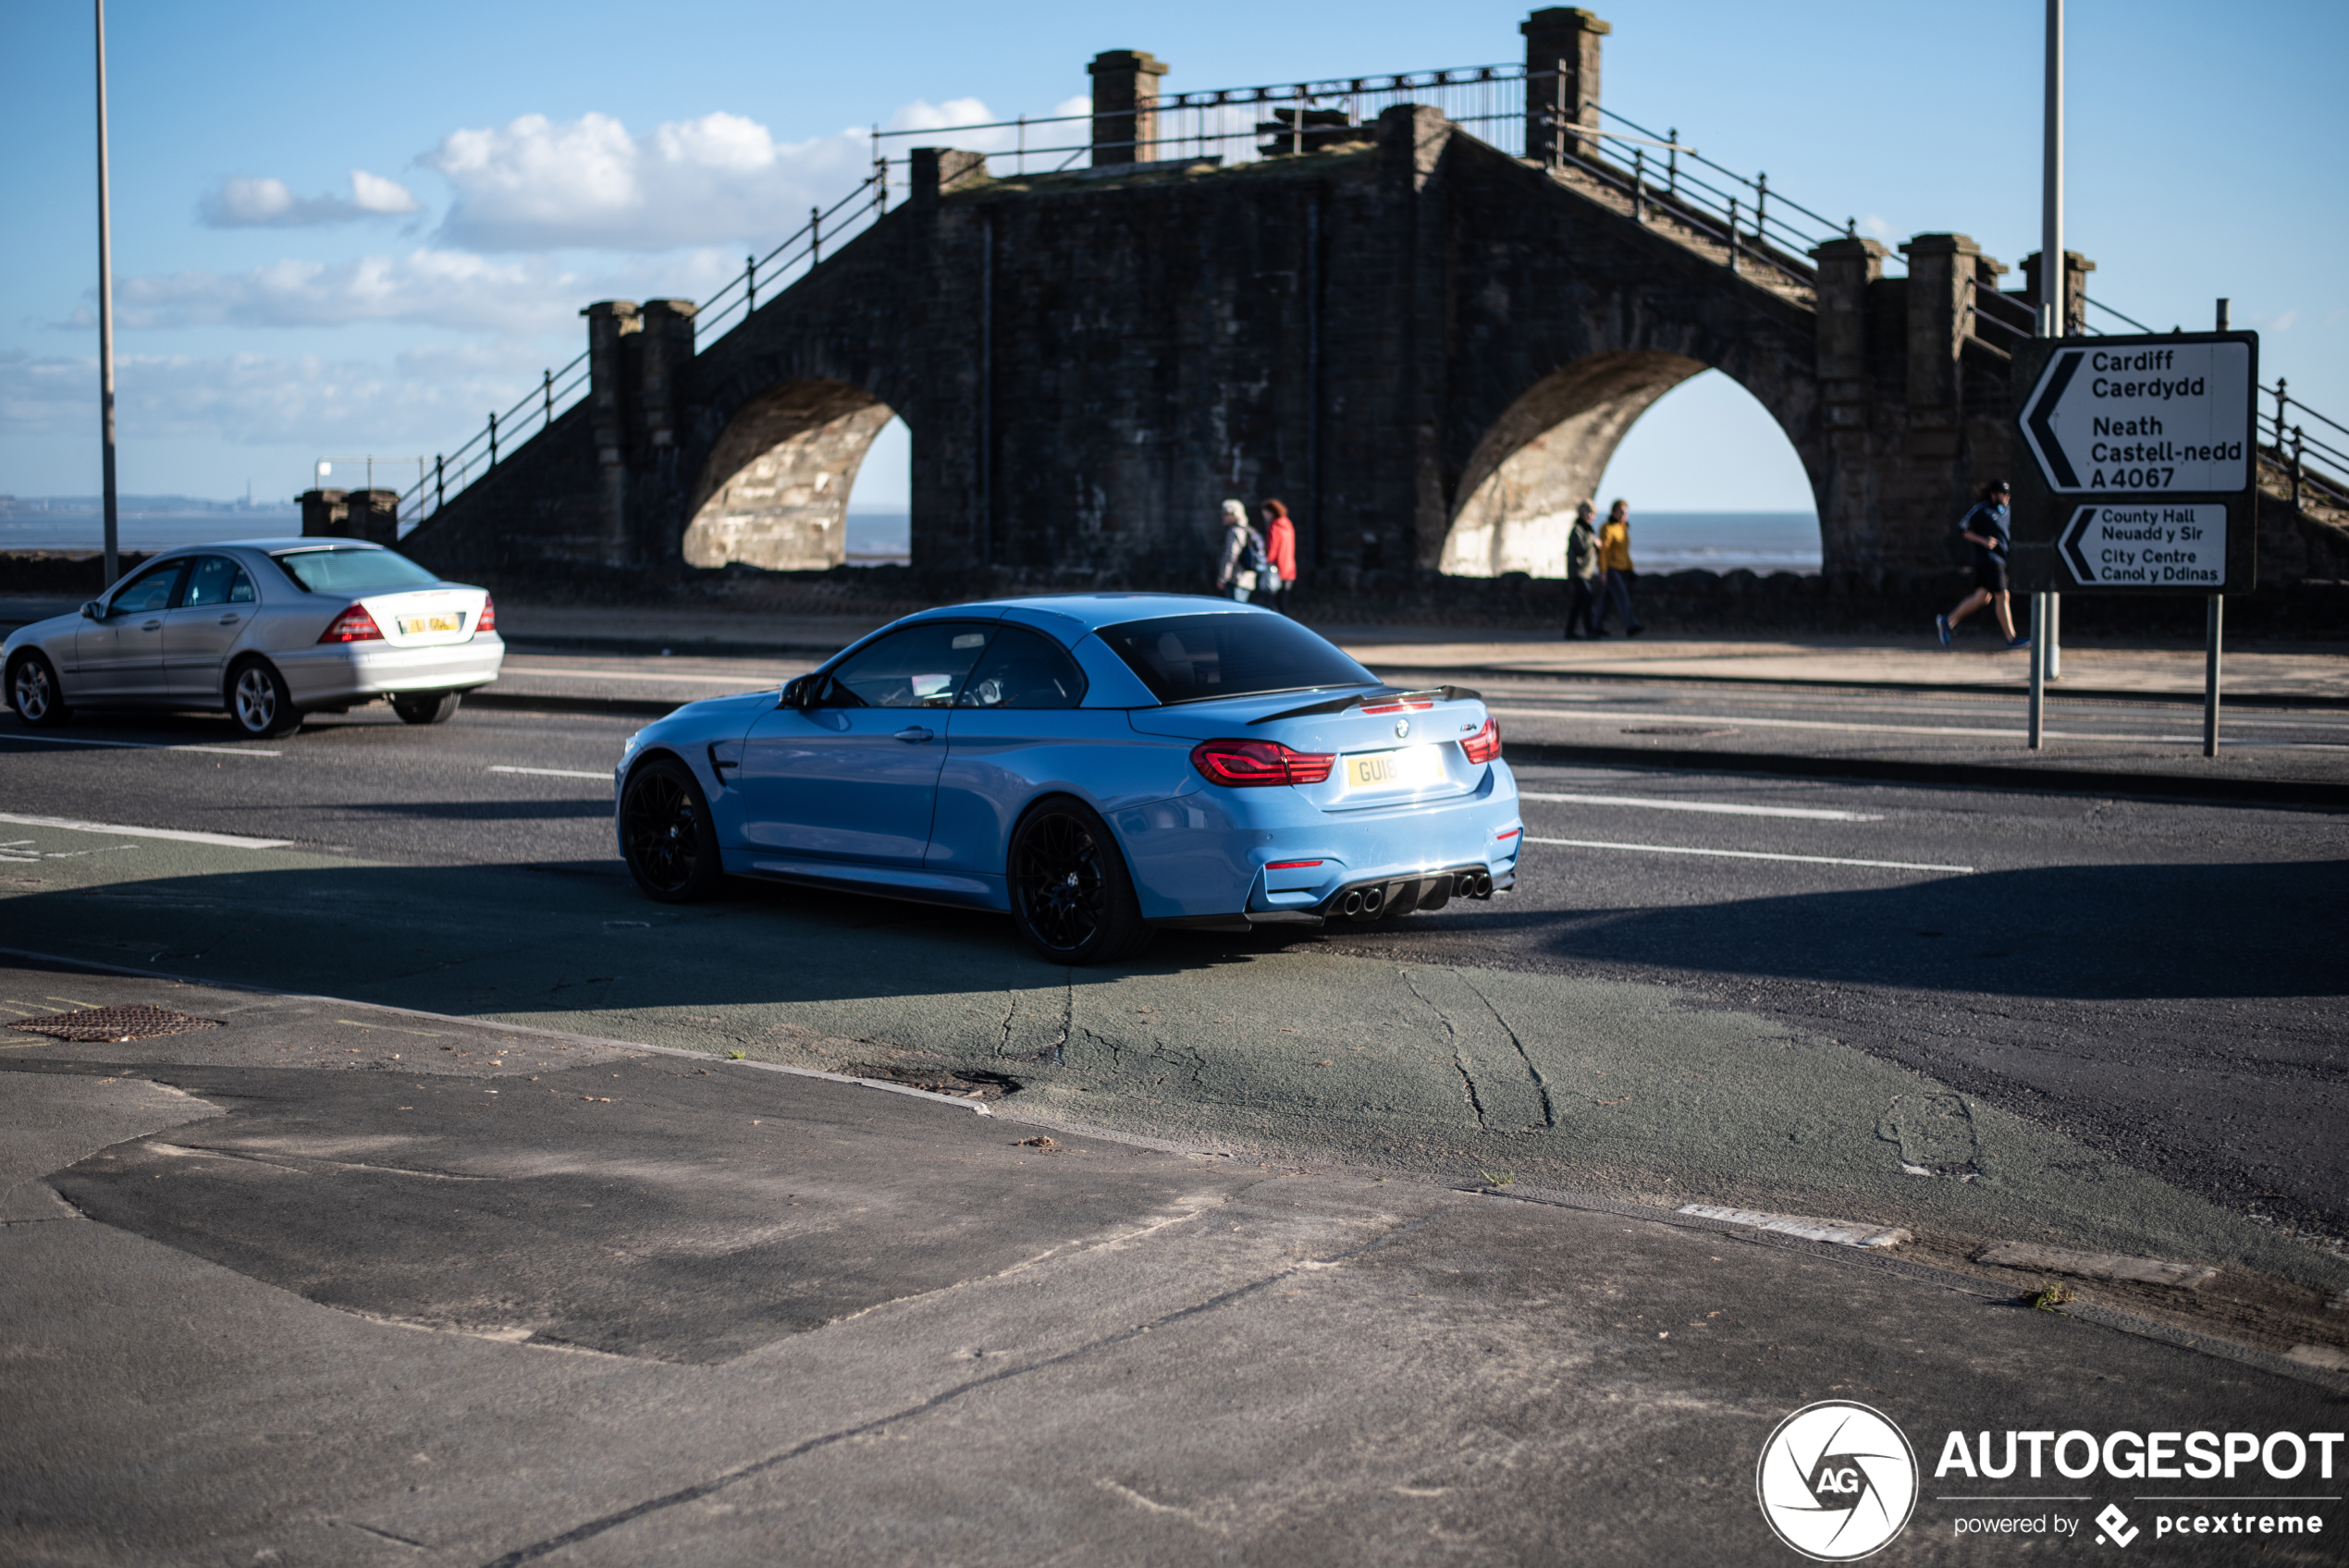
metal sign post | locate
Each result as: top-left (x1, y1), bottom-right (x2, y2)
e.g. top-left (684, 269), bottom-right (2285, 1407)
top-left (2010, 327), bottom-right (2258, 761)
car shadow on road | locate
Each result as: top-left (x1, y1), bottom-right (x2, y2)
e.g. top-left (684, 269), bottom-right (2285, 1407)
top-left (10, 853), bottom-right (2340, 1008)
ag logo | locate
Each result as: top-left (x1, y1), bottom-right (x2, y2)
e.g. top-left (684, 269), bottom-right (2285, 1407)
top-left (1756, 1401), bottom-right (1919, 1561)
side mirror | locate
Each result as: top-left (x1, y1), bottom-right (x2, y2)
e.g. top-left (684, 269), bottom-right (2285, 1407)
top-left (781, 675), bottom-right (810, 709)
top-left (80, 601), bottom-right (102, 620)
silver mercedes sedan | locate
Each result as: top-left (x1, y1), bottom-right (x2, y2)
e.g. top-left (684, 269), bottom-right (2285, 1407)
top-left (2, 539), bottom-right (503, 740)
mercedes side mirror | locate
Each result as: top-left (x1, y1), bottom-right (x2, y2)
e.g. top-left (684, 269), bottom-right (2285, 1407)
top-left (80, 601), bottom-right (101, 620)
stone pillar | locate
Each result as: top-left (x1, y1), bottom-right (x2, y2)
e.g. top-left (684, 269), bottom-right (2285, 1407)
top-left (1811, 237), bottom-right (1888, 432)
top-left (344, 489), bottom-right (400, 544)
top-left (581, 300), bottom-right (641, 567)
top-left (1521, 7), bottom-right (1609, 166)
top-left (298, 489), bottom-right (349, 537)
top-left (1897, 233), bottom-right (1981, 458)
top-left (2019, 249), bottom-right (2096, 336)
top-left (909, 148), bottom-right (989, 210)
top-left (636, 300), bottom-right (695, 454)
top-left (1088, 50), bottom-right (1168, 166)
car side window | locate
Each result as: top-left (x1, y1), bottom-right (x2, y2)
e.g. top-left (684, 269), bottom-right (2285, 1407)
top-left (815, 623), bottom-right (995, 709)
top-left (107, 562), bottom-right (183, 617)
top-left (180, 556), bottom-right (242, 608)
top-left (957, 626), bottom-right (1088, 710)
top-left (227, 567), bottom-right (257, 604)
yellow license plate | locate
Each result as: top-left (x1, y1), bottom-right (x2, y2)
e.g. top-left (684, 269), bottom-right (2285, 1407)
top-left (1345, 745), bottom-right (1447, 790)
top-left (398, 614), bottom-right (463, 634)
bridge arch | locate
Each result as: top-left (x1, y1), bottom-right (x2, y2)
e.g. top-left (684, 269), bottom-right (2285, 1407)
top-left (681, 378), bottom-right (899, 571)
top-left (1441, 347), bottom-right (1830, 580)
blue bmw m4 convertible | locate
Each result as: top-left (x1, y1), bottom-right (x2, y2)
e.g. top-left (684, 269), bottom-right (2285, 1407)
top-left (613, 594), bottom-right (1523, 964)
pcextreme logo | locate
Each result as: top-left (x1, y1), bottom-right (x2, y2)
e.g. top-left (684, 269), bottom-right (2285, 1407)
top-left (1756, 1401), bottom-right (1921, 1561)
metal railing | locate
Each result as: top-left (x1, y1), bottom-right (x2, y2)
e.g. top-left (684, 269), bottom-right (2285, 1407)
top-left (395, 351), bottom-right (589, 531)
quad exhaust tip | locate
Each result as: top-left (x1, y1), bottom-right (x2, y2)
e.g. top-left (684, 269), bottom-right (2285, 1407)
top-left (1340, 890), bottom-right (1364, 916)
top-left (1456, 871), bottom-right (1493, 900)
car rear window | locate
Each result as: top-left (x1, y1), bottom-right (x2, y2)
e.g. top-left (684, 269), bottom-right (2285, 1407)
top-left (269, 546), bottom-right (441, 594)
top-left (1097, 612), bottom-right (1376, 704)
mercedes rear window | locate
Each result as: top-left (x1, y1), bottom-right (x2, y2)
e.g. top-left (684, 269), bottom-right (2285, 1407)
top-left (268, 546), bottom-right (441, 594)
top-left (1097, 612), bottom-right (1377, 704)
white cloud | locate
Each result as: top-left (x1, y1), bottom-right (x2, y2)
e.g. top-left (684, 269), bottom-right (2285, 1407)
top-left (420, 97), bottom-right (1083, 252)
top-left (1861, 214), bottom-right (1894, 240)
top-left (199, 170), bottom-right (421, 227)
top-left (1, 345), bottom-right (561, 450)
top-left (109, 251), bottom-right (586, 335)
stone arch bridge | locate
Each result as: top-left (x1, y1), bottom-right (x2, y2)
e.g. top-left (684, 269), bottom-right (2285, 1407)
top-left (403, 8), bottom-right (2094, 594)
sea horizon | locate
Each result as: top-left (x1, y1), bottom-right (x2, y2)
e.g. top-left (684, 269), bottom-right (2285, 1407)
top-left (3, 503), bottom-right (1824, 576)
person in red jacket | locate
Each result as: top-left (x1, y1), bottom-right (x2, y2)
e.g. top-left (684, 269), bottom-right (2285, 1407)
top-left (1260, 499), bottom-right (1298, 616)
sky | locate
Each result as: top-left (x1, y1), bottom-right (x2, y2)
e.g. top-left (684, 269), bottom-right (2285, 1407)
top-left (6, 0), bottom-right (2343, 517)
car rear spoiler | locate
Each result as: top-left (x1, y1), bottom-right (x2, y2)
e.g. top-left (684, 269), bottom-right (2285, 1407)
top-left (1248, 685), bottom-right (1481, 726)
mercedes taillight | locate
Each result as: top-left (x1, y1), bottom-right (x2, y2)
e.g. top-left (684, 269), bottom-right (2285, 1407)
top-left (318, 605), bottom-right (384, 643)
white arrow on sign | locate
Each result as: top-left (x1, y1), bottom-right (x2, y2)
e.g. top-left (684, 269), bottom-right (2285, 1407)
top-left (2057, 502), bottom-right (2227, 589)
top-left (2018, 341), bottom-right (2252, 495)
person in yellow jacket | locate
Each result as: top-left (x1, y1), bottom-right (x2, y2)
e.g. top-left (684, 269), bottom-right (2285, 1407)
top-left (1595, 498), bottom-right (1644, 636)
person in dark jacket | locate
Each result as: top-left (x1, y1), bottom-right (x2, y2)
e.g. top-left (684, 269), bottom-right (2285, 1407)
top-left (1936, 480), bottom-right (2028, 650)
top-left (1563, 502), bottom-right (1601, 638)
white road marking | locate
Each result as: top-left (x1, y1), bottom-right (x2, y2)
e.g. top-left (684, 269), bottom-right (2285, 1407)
top-left (497, 665), bottom-right (783, 686)
top-left (1524, 835), bottom-right (1973, 874)
top-left (1489, 706), bottom-right (2286, 744)
top-left (489, 766), bottom-right (613, 780)
top-left (0, 813), bottom-right (293, 849)
top-left (1, 733), bottom-right (278, 756)
top-left (1519, 791), bottom-right (1883, 821)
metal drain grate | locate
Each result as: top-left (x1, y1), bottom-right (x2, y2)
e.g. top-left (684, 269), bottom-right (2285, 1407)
top-left (7, 1005), bottom-right (223, 1042)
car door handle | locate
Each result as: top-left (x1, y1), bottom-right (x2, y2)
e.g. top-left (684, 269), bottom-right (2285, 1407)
top-left (892, 727), bottom-right (935, 743)
top-left (217, 614), bottom-right (240, 625)
top-left (141, 619), bottom-right (162, 631)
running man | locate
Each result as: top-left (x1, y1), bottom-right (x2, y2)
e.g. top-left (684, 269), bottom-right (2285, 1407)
top-left (1937, 480), bottom-right (2029, 650)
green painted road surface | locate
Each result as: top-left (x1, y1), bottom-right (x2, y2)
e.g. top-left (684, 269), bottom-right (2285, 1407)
top-left (5, 815), bottom-right (2341, 1294)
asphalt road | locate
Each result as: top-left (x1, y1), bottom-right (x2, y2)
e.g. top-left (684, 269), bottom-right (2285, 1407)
top-left (4, 692), bottom-right (2344, 1269)
top-left (6, 689), bottom-right (2348, 1565)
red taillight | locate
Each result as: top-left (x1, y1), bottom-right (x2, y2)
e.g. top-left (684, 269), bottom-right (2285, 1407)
top-left (475, 594), bottom-right (497, 634)
top-left (1265, 859), bottom-right (1325, 870)
top-left (1460, 717), bottom-right (1502, 766)
top-left (1358, 700), bottom-right (1434, 716)
top-left (1190, 739), bottom-right (1335, 788)
top-left (318, 605), bottom-right (384, 643)
top-left (1494, 828), bottom-right (1521, 841)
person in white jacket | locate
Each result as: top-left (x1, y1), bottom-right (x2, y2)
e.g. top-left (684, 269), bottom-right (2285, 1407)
top-left (1212, 498), bottom-right (1261, 602)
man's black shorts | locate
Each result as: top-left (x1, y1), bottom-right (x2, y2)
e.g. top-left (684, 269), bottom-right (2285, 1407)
top-left (1974, 550), bottom-right (2009, 594)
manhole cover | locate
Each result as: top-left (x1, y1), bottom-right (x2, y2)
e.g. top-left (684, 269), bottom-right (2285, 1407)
top-left (6, 1005), bottom-right (223, 1042)
top-left (1620, 726), bottom-right (1740, 737)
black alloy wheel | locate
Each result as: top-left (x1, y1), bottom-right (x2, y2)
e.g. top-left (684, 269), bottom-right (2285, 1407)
top-left (7, 652), bottom-right (71, 728)
top-left (621, 756), bottom-right (724, 903)
top-left (390, 691), bottom-right (463, 725)
top-left (1007, 798), bottom-right (1150, 965)
top-left (227, 658), bottom-right (302, 740)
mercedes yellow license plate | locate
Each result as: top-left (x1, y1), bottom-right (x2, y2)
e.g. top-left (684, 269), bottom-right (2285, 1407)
top-left (398, 614), bottom-right (463, 634)
top-left (1345, 745), bottom-right (1446, 790)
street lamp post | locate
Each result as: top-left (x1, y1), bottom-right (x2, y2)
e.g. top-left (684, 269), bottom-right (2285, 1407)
top-left (94, 0), bottom-right (120, 588)
top-left (2028, 0), bottom-right (2062, 747)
